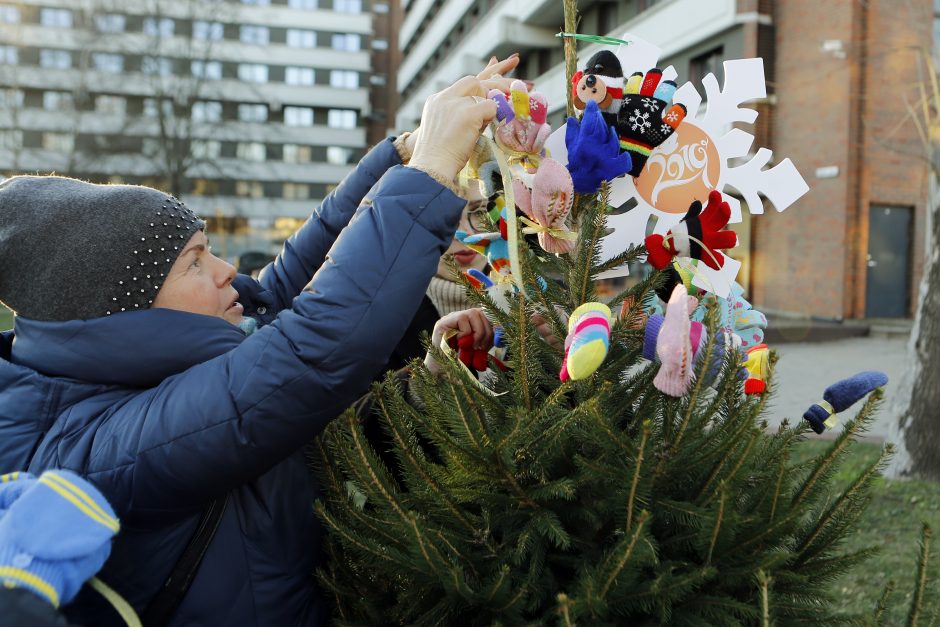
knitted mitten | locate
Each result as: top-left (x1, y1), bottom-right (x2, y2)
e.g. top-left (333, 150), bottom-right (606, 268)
top-left (653, 284), bottom-right (698, 396)
top-left (743, 344), bottom-right (770, 394)
top-left (489, 81), bottom-right (551, 167)
top-left (559, 302), bottom-right (612, 382)
top-left (646, 190), bottom-right (738, 271)
top-left (512, 158), bottom-right (576, 254)
top-left (803, 371), bottom-right (889, 433)
top-left (565, 100), bottom-right (633, 193)
top-left (0, 470), bottom-right (118, 608)
top-left (616, 68), bottom-right (687, 176)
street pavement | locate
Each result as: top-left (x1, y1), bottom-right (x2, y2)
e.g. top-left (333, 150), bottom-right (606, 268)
top-left (763, 335), bottom-right (909, 441)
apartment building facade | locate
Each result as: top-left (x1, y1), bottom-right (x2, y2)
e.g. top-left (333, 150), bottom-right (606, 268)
top-left (397, 0), bottom-right (933, 320)
top-left (0, 0), bottom-right (375, 258)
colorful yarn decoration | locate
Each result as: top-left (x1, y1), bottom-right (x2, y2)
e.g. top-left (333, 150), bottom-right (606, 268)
top-left (802, 371), bottom-right (888, 434)
top-left (743, 344), bottom-right (770, 394)
top-left (559, 302), bottom-right (612, 382)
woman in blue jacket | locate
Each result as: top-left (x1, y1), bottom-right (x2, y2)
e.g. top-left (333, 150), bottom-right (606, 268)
top-left (0, 63), bottom-right (515, 626)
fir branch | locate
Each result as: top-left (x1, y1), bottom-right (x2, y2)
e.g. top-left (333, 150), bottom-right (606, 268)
top-left (558, 592), bottom-right (576, 627)
top-left (707, 429), bottom-right (761, 505)
top-left (345, 413), bottom-right (409, 521)
top-left (626, 420), bottom-right (651, 530)
top-left (594, 243), bottom-right (645, 276)
top-left (599, 510), bottom-right (651, 600)
top-left (873, 581), bottom-right (896, 625)
top-left (908, 524), bottom-right (933, 627)
top-left (706, 486), bottom-right (727, 565)
top-left (757, 569), bottom-right (772, 627)
top-left (315, 502), bottom-right (398, 565)
top-left (769, 450), bottom-right (789, 524)
top-left (514, 294), bottom-right (533, 412)
top-left (562, 0), bottom-right (579, 118)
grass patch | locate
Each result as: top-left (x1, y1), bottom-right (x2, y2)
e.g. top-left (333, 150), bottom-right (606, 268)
top-left (0, 306), bottom-right (11, 331)
top-left (792, 439), bottom-right (940, 622)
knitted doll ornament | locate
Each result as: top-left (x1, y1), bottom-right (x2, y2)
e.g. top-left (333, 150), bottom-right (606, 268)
top-left (571, 50), bottom-right (624, 129)
top-left (565, 100), bottom-right (633, 194)
top-left (559, 302), bottom-right (612, 382)
top-left (803, 371), bottom-right (889, 434)
top-left (489, 81), bottom-right (551, 170)
top-left (512, 158), bottom-right (576, 254)
top-left (617, 68), bottom-right (687, 176)
top-left (645, 190), bottom-right (739, 271)
top-left (653, 284), bottom-right (699, 397)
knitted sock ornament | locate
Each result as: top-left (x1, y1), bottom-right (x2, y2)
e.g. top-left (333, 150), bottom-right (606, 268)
top-left (565, 100), bottom-right (633, 193)
top-left (489, 82), bottom-right (551, 170)
top-left (743, 344), bottom-right (770, 394)
top-left (559, 302), bottom-right (612, 381)
top-left (616, 68), bottom-right (687, 177)
top-left (653, 284), bottom-right (699, 396)
top-left (512, 158), bottom-right (576, 254)
top-left (802, 371), bottom-right (889, 434)
top-left (645, 190), bottom-right (739, 271)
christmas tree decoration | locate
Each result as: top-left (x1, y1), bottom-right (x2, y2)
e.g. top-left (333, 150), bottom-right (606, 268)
top-left (315, 15), bottom-right (904, 625)
top-left (617, 68), bottom-right (687, 176)
top-left (645, 190), bottom-right (739, 272)
top-left (559, 301), bottom-right (612, 382)
top-left (512, 158), bottom-right (577, 254)
top-left (803, 371), bottom-right (889, 434)
top-left (571, 50), bottom-right (625, 127)
top-left (743, 343), bottom-right (770, 394)
top-left (489, 81), bottom-right (551, 172)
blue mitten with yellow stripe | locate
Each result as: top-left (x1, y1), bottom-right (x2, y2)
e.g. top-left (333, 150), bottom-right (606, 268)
top-left (0, 470), bottom-right (118, 608)
top-left (803, 371), bottom-right (889, 434)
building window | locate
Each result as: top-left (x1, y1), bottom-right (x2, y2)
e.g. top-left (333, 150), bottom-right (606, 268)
top-left (42, 91), bottom-right (73, 111)
top-left (42, 132), bottom-right (74, 153)
top-left (93, 53), bottom-right (124, 74)
top-left (192, 101), bottom-right (223, 123)
top-left (369, 73), bottom-right (387, 86)
top-left (192, 60), bottom-right (222, 80)
top-left (95, 13), bottom-right (125, 33)
top-left (288, 0), bottom-right (317, 9)
top-left (326, 146), bottom-right (353, 165)
top-left (0, 5), bottom-right (19, 23)
top-left (0, 89), bottom-right (23, 108)
top-left (242, 0), bottom-right (270, 5)
top-left (193, 20), bottom-right (224, 41)
top-left (330, 70), bottom-right (358, 89)
top-left (39, 49), bottom-right (71, 69)
top-left (0, 129), bottom-right (22, 149)
top-left (95, 95), bottom-right (126, 116)
top-left (191, 179), bottom-right (220, 196)
top-left (331, 33), bottom-right (361, 52)
top-left (238, 103), bottom-right (268, 123)
top-left (238, 63), bottom-right (268, 83)
top-left (333, 0), bottom-right (362, 13)
top-left (142, 56), bottom-right (174, 76)
top-left (374, 3), bottom-right (389, 13)
top-left (40, 7), bottom-right (71, 28)
top-left (235, 181), bottom-right (264, 198)
top-left (236, 141), bottom-right (266, 161)
top-left (283, 143), bottom-right (312, 163)
top-left (240, 25), bottom-right (269, 45)
top-left (689, 47), bottom-right (724, 89)
top-left (283, 106), bottom-right (314, 126)
top-left (283, 183), bottom-right (310, 199)
top-left (143, 17), bottom-right (175, 37)
top-left (371, 39), bottom-right (388, 51)
top-left (192, 140), bottom-right (221, 159)
top-left (286, 29), bottom-right (316, 48)
top-left (142, 137), bottom-right (163, 156)
top-left (143, 98), bottom-right (173, 118)
top-left (285, 67), bottom-right (315, 86)
top-left (327, 109), bottom-right (356, 129)
top-left (0, 45), bottom-right (16, 65)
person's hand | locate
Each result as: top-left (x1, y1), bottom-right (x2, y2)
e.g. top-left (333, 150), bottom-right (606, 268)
top-left (426, 308), bottom-right (494, 375)
top-left (410, 78), bottom-right (500, 182)
top-left (531, 312), bottom-right (563, 350)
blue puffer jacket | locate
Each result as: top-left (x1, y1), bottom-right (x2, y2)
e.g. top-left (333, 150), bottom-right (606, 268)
top-left (0, 138), bottom-right (465, 626)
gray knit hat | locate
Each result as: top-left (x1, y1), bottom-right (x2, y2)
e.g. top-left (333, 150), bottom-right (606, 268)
top-left (0, 175), bottom-right (205, 321)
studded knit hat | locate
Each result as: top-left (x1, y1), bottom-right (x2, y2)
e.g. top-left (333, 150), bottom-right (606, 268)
top-left (0, 175), bottom-right (205, 321)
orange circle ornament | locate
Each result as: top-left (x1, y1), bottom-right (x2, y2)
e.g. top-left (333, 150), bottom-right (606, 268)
top-left (634, 122), bottom-right (722, 215)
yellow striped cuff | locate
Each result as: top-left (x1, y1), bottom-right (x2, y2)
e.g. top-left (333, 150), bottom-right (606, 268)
top-left (0, 566), bottom-right (60, 608)
top-left (0, 472), bottom-right (24, 483)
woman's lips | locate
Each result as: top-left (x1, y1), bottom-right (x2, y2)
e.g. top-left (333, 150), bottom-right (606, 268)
top-left (452, 250), bottom-right (479, 266)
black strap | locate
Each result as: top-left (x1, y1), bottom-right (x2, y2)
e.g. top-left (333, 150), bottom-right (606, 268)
top-left (141, 497), bottom-right (227, 627)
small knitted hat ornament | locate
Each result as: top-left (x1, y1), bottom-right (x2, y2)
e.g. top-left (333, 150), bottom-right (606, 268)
top-left (645, 190), bottom-right (738, 272)
top-left (0, 175), bottom-right (204, 321)
top-left (653, 284), bottom-right (699, 397)
top-left (559, 302), bottom-right (612, 382)
top-left (803, 371), bottom-right (889, 434)
top-left (571, 50), bottom-right (625, 124)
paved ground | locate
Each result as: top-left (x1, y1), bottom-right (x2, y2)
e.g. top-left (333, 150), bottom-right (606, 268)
top-left (765, 335), bottom-right (909, 441)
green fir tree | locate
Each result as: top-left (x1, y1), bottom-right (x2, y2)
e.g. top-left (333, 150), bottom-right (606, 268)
top-left (311, 4), bottom-right (935, 624)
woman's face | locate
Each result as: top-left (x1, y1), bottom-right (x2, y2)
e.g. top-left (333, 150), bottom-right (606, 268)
top-left (152, 231), bottom-right (244, 325)
top-left (436, 198), bottom-right (488, 280)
